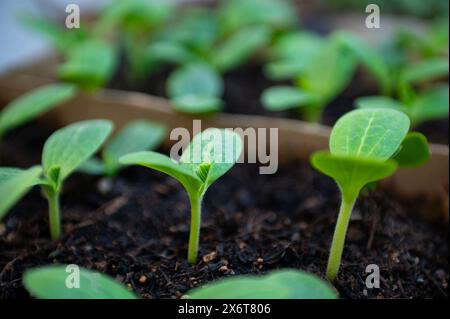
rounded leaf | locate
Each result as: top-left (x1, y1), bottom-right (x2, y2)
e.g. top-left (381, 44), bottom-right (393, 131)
top-left (23, 265), bottom-right (137, 299)
top-left (188, 269), bottom-right (337, 299)
top-left (43, 120), bottom-right (113, 187)
top-left (330, 108), bottom-right (410, 160)
top-left (262, 86), bottom-right (314, 111)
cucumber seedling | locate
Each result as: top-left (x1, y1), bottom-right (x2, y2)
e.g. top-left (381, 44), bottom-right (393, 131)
top-left (310, 108), bottom-right (429, 282)
top-left (187, 269), bottom-right (337, 299)
top-left (120, 128), bottom-right (243, 264)
top-left (24, 264), bottom-right (137, 299)
top-left (356, 85), bottom-right (449, 127)
top-left (262, 33), bottom-right (357, 122)
top-left (79, 120), bottom-right (167, 177)
top-left (0, 120), bottom-right (113, 240)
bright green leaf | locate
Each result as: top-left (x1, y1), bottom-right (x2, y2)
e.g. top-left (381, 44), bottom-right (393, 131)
top-left (0, 84), bottom-right (77, 136)
top-left (42, 120), bottom-right (113, 188)
top-left (330, 108), bottom-right (410, 160)
top-left (171, 95), bottom-right (223, 115)
top-left (393, 132), bottom-right (430, 168)
top-left (23, 265), bottom-right (137, 299)
top-left (0, 166), bottom-right (42, 220)
top-left (311, 152), bottom-right (398, 199)
top-left (188, 270), bottom-right (337, 299)
top-left (355, 96), bottom-right (407, 112)
top-left (401, 58), bottom-right (449, 84)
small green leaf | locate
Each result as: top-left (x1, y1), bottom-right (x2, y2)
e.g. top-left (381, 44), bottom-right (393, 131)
top-left (393, 132), bottom-right (430, 168)
top-left (355, 96), bottom-right (407, 112)
top-left (262, 86), bottom-right (315, 111)
top-left (0, 166), bottom-right (42, 220)
top-left (171, 95), bottom-right (223, 115)
top-left (0, 84), bottom-right (77, 136)
top-left (270, 31), bottom-right (325, 62)
top-left (330, 108), bottom-right (410, 160)
top-left (119, 151), bottom-right (202, 195)
top-left (188, 270), bottom-right (337, 299)
top-left (299, 37), bottom-right (356, 104)
top-left (401, 58), bottom-right (449, 84)
top-left (43, 120), bottom-right (113, 188)
top-left (102, 120), bottom-right (167, 176)
top-left (23, 265), bottom-right (137, 299)
top-left (58, 40), bottom-right (117, 91)
top-left (311, 152), bottom-right (398, 199)
top-left (410, 85), bottom-right (449, 125)
top-left (167, 63), bottom-right (224, 99)
top-left (212, 25), bottom-right (271, 72)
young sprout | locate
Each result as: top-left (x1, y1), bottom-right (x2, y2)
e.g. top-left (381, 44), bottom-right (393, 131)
top-left (187, 269), bottom-right (337, 299)
top-left (79, 120), bottom-right (167, 177)
top-left (0, 120), bottom-right (113, 240)
top-left (262, 33), bottom-right (357, 122)
top-left (24, 265), bottom-right (137, 299)
top-left (166, 63), bottom-right (225, 115)
top-left (0, 84), bottom-right (77, 139)
top-left (120, 128), bottom-right (243, 264)
top-left (337, 32), bottom-right (449, 96)
top-left (310, 108), bottom-right (429, 282)
top-left (58, 40), bottom-right (117, 91)
top-left (356, 85), bottom-right (449, 126)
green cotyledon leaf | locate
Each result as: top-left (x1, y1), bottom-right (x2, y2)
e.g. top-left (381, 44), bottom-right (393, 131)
top-left (0, 166), bottom-right (43, 220)
top-left (23, 265), bottom-right (137, 299)
top-left (392, 132), bottom-right (430, 168)
top-left (187, 269), bottom-right (337, 299)
top-left (0, 84), bottom-right (77, 137)
top-left (42, 120), bottom-right (113, 188)
top-left (330, 108), bottom-right (410, 160)
top-left (179, 128), bottom-right (243, 192)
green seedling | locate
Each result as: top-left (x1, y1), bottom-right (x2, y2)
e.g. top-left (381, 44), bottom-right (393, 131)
top-left (120, 128), bottom-right (243, 264)
top-left (337, 32), bottom-right (449, 96)
top-left (310, 108), bottom-right (429, 282)
top-left (0, 120), bottom-right (113, 240)
top-left (79, 120), bottom-right (167, 177)
top-left (356, 85), bottom-right (449, 126)
top-left (166, 63), bottom-right (225, 114)
top-left (0, 84), bottom-right (77, 139)
top-left (58, 40), bottom-right (117, 91)
top-left (187, 269), bottom-right (337, 299)
top-left (24, 265), bottom-right (137, 299)
top-left (262, 33), bottom-right (357, 122)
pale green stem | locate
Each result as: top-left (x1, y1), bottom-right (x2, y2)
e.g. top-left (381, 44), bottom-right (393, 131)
top-left (187, 194), bottom-right (203, 264)
top-left (43, 187), bottom-right (61, 241)
top-left (326, 195), bottom-right (357, 282)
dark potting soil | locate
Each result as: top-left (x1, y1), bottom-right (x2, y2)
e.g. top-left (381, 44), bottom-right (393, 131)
top-left (0, 123), bottom-right (448, 299)
top-left (109, 63), bottom-right (450, 145)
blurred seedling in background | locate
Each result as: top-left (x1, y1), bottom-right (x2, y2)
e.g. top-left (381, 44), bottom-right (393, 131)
top-left (120, 128), bottom-right (243, 264)
top-left (148, 0), bottom-right (297, 114)
top-left (79, 120), bottom-right (167, 178)
top-left (262, 32), bottom-right (357, 122)
top-left (0, 84), bottom-right (77, 142)
top-left (0, 120), bottom-right (113, 240)
top-left (24, 265), bottom-right (137, 299)
top-left (187, 269), bottom-right (337, 299)
top-left (310, 108), bottom-right (429, 282)
top-left (356, 84), bottom-right (449, 126)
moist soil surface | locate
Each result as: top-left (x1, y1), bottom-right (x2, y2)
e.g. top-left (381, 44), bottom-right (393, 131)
top-left (0, 123), bottom-right (448, 299)
top-left (110, 63), bottom-right (450, 145)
